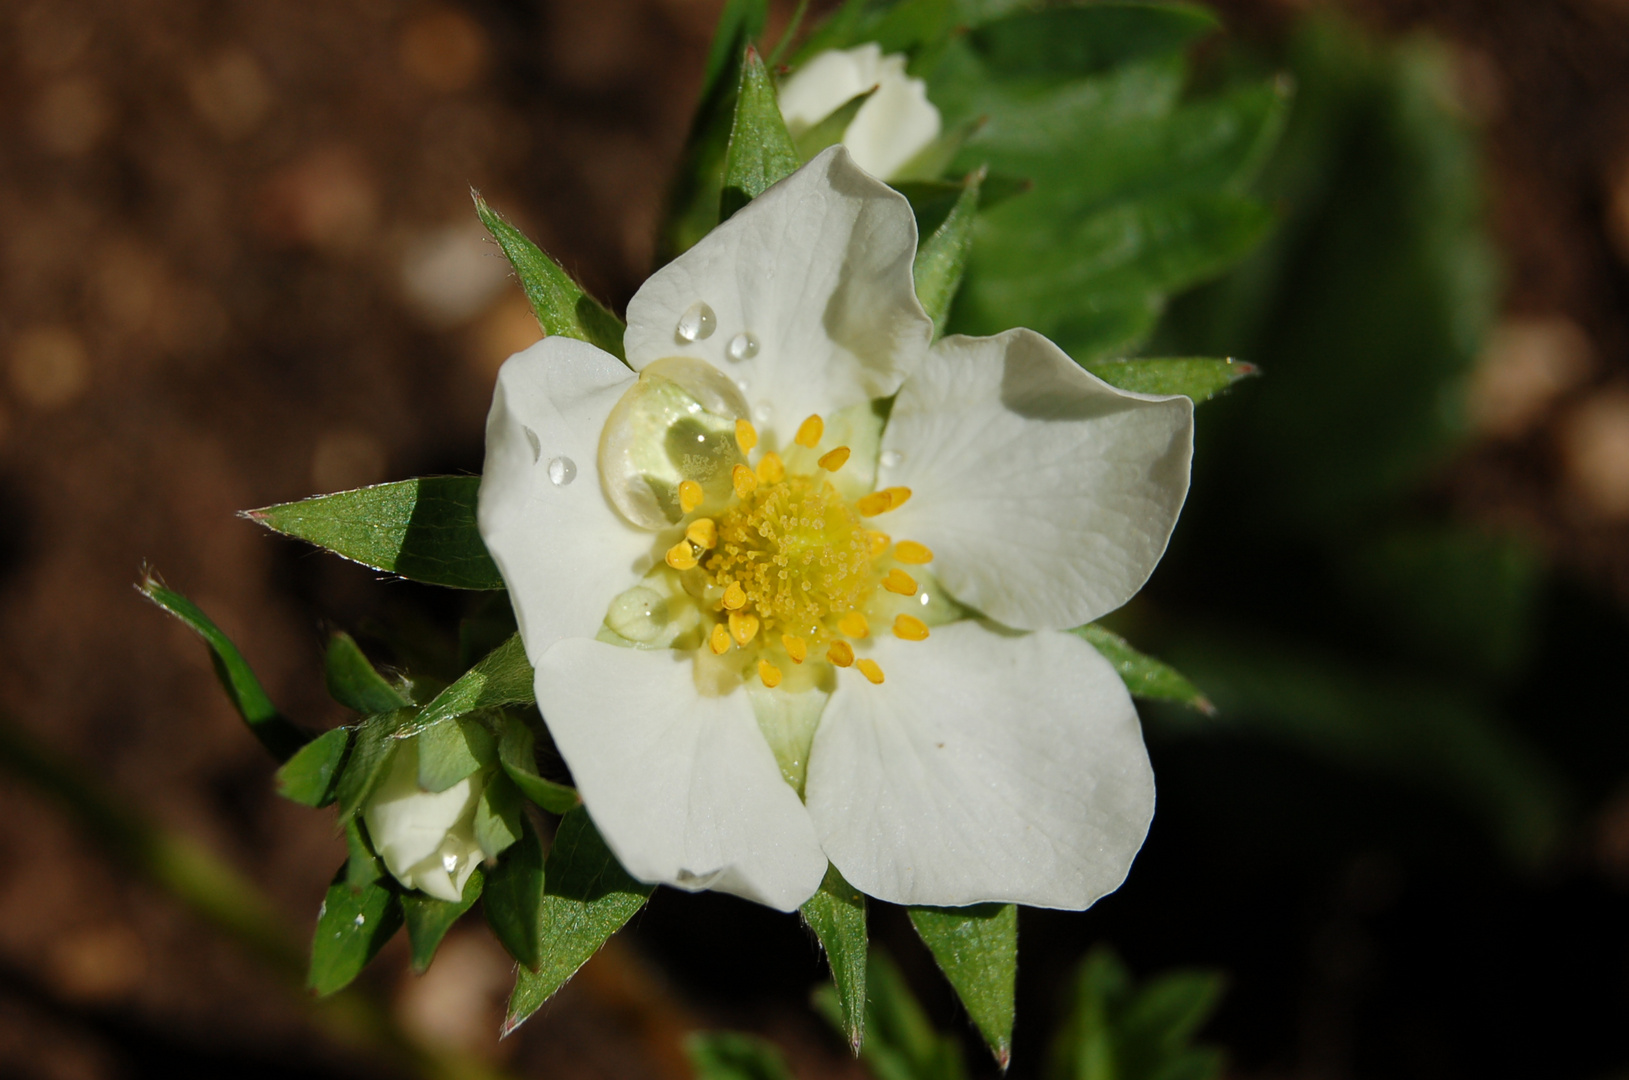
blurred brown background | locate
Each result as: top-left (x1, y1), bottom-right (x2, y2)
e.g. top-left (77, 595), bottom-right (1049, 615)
top-left (2, 0), bottom-right (1628, 1078)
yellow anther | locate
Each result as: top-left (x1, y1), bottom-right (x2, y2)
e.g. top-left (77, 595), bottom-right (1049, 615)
top-left (856, 658), bottom-right (885, 684)
top-left (884, 486), bottom-right (912, 509)
top-left (758, 659), bottom-right (783, 688)
top-left (709, 622), bottom-right (732, 655)
top-left (722, 581), bottom-right (747, 610)
top-left (735, 418), bottom-right (758, 454)
top-left (732, 464), bottom-right (758, 499)
top-left (686, 518), bottom-right (717, 549)
top-left (838, 611), bottom-right (869, 639)
top-left (893, 540), bottom-right (933, 564)
top-left (679, 480), bottom-right (704, 514)
top-left (883, 568), bottom-right (917, 596)
top-left (827, 640), bottom-right (855, 667)
top-left (729, 610), bottom-right (760, 646)
top-left (893, 614), bottom-right (930, 641)
top-left (665, 540), bottom-right (698, 570)
top-left (857, 491), bottom-right (894, 516)
top-left (868, 531), bottom-right (891, 557)
top-left (818, 446), bottom-right (851, 472)
top-left (756, 451), bottom-right (785, 484)
top-left (795, 414), bottom-right (824, 448)
top-left (781, 633), bottom-right (807, 663)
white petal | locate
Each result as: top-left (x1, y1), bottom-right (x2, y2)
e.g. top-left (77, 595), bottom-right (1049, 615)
top-left (777, 44), bottom-right (882, 134)
top-left (879, 329), bottom-right (1193, 630)
top-left (364, 742), bottom-right (479, 883)
top-left (804, 621), bottom-right (1154, 909)
top-left (478, 337), bottom-right (651, 661)
top-left (625, 147), bottom-right (932, 443)
top-left (535, 639), bottom-right (828, 911)
top-left (843, 69), bottom-right (941, 181)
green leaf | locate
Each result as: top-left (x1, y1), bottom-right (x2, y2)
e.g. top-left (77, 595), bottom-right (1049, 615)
top-left (416, 716), bottom-right (496, 793)
top-left (799, 864), bottom-right (868, 1053)
top-left (324, 631), bottom-right (411, 714)
top-left (908, 903), bottom-right (1017, 1068)
top-left (307, 865), bottom-right (403, 997)
top-left (483, 813), bottom-right (547, 970)
top-left (334, 709), bottom-right (413, 822)
top-left (1073, 625), bottom-right (1213, 714)
top-left (1046, 948), bottom-right (1227, 1080)
top-left (496, 712), bottom-right (580, 814)
top-left (275, 726), bottom-right (352, 807)
top-left (828, 949), bottom-right (966, 1080)
top-left (401, 866), bottom-right (484, 974)
top-left (685, 1032), bottom-right (796, 1080)
top-left (720, 46), bottom-right (801, 222)
top-left (344, 815), bottom-right (384, 889)
top-left (412, 633), bottom-right (535, 733)
top-left (1084, 357), bottom-right (1258, 404)
top-left (913, 169), bottom-right (983, 338)
top-left (244, 477), bottom-right (503, 591)
top-left (503, 808), bottom-right (654, 1034)
top-left (953, 3), bottom-right (1219, 80)
top-left (138, 576), bottom-right (308, 761)
top-left (472, 195), bottom-right (626, 361)
top-left (791, 88), bottom-right (874, 161)
top-left (475, 770), bottom-right (524, 858)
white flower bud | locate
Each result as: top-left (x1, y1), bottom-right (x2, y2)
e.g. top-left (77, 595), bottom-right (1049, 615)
top-left (778, 44), bottom-right (941, 181)
top-left (362, 737), bottom-right (489, 902)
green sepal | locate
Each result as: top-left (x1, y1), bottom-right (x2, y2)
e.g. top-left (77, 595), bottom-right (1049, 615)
top-left (137, 575), bottom-right (308, 761)
top-left (720, 46), bottom-right (801, 222)
top-left (244, 477), bottom-right (503, 591)
top-left (815, 949), bottom-right (966, 1080)
top-left (1073, 625), bottom-right (1214, 715)
top-left (275, 726), bottom-right (352, 808)
top-left (791, 88), bottom-right (874, 161)
top-left (496, 712), bottom-right (580, 814)
top-left (483, 813), bottom-right (547, 970)
top-left (416, 716), bottom-right (497, 794)
top-left (334, 708), bottom-right (413, 822)
top-left (912, 169), bottom-right (983, 338)
top-left (1084, 357), bottom-right (1259, 404)
top-left (412, 633), bottom-right (535, 734)
top-left (799, 864), bottom-right (868, 1054)
top-left (344, 816), bottom-right (384, 889)
top-left (472, 194), bottom-right (626, 362)
top-left (307, 864), bottom-right (403, 997)
top-left (475, 769), bottom-right (524, 858)
top-left (503, 808), bottom-right (654, 1035)
top-left (324, 631), bottom-right (411, 714)
top-left (685, 1032), bottom-right (796, 1080)
top-left (908, 902), bottom-right (1017, 1068)
top-left (402, 866), bottom-right (484, 975)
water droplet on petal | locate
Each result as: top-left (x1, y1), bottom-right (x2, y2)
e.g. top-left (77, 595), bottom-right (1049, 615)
top-left (753, 401), bottom-right (773, 424)
top-left (547, 456), bottom-right (576, 486)
top-left (726, 331), bottom-right (759, 361)
top-left (522, 426), bottom-right (541, 463)
top-left (734, 378), bottom-right (750, 394)
top-left (880, 450), bottom-right (903, 468)
top-left (442, 851), bottom-right (460, 873)
top-left (675, 301), bottom-right (716, 343)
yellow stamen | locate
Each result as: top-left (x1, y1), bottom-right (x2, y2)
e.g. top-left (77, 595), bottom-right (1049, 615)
top-left (735, 418), bottom-right (758, 454)
top-left (818, 446), bottom-right (851, 472)
top-left (893, 614), bottom-right (930, 641)
top-left (686, 518), bottom-right (717, 549)
top-left (795, 414), bottom-right (824, 448)
top-left (679, 480), bottom-right (704, 514)
top-left (758, 659), bottom-right (783, 688)
top-left (893, 540), bottom-right (933, 564)
top-left (732, 464), bottom-right (758, 499)
top-left (722, 581), bottom-right (747, 610)
top-left (756, 451), bottom-right (785, 484)
top-left (729, 610), bottom-right (760, 646)
top-left (857, 491), bottom-right (893, 516)
top-left (856, 658), bottom-right (885, 684)
top-left (665, 540), bottom-right (698, 570)
top-left (883, 568), bottom-right (917, 596)
top-left (867, 531), bottom-right (891, 557)
top-left (827, 641), bottom-right (855, 667)
top-left (781, 633), bottom-right (807, 663)
top-left (838, 611), bottom-right (869, 639)
top-left (709, 622), bottom-right (731, 655)
top-left (884, 486), bottom-right (912, 509)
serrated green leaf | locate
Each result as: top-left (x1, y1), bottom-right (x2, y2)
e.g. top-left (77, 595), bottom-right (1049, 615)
top-left (791, 87), bottom-right (874, 161)
top-left (503, 809), bottom-right (654, 1034)
top-left (416, 716), bottom-right (496, 794)
top-left (411, 633), bottom-right (534, 735)
top-left (324, 631), bottom-right (410, 714)
top-left (275, 726), bottom-right (352, 808)
top-left (799, 864), bottom-right (868, 1053)
top-left (245, 477), bottom-right (503, 591)
top-left (344, 815), bottom-right (384, 889)
top-left (138, 576), bottom-right (307, 761)
top-left (475, 770), bottom-right (524, 858)
top-left (909, 903), bottom-right (1017, 1068)
top-left (496, 712), bottom-right (580, 814)
top-left (307, 865), bottom-right (403, 997)
top-left (472, 195), bottom-right (626, 361)
top-left (401, 866), bottom-right (484, 974)
top-left (685, 1032), bottom-right (796, 1080)
top-left (484, 814), bottom-right (546, 970)
top-left (913, 169), bottom-right (982, 338)
top-left (1084, 357), bottom-right (1258, 403)
top-left (721, 46), bottom-right (801, 222)
top-left (1074, 624), bottom-right (1214, 714)
top-left (334, 709), bottom-right (413, 822)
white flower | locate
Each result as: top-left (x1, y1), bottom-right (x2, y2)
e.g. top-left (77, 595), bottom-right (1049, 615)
top-left (478, 148), bottom-right (1193, 913)
top-left (777, 43), bottom-right (941, 181)
top-left (363, 738), bottom-right (490, 902)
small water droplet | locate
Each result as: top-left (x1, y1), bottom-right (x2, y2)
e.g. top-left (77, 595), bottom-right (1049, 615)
top-left (880, 450), bottom-right (903, 468)
top-left (522, 426), bottom-right (541, 463)
top-left (726, 331), bottom-right (759, 362)
top-left (442, 851), bottom-right (460, 872)
top-left (734, 378), bottom-right (750, 394)
top-left (353, 913), bottom-right (366, 926)
top-left (675, 301), bottom-right (717, 343)
top-left (753, 401), bottom-right (773, 424)
top-left (919, 592), bottom-right (931, 606)
top-left (548, 456), bottom-right (577, 486)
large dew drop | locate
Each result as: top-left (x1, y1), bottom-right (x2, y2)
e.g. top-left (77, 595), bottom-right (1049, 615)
top-left (674, 301), bottom-right (717, 343)
top-left (547, 456), bottom-right (576, 486)
top-left (726, 331), bottom-right (759, 361)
